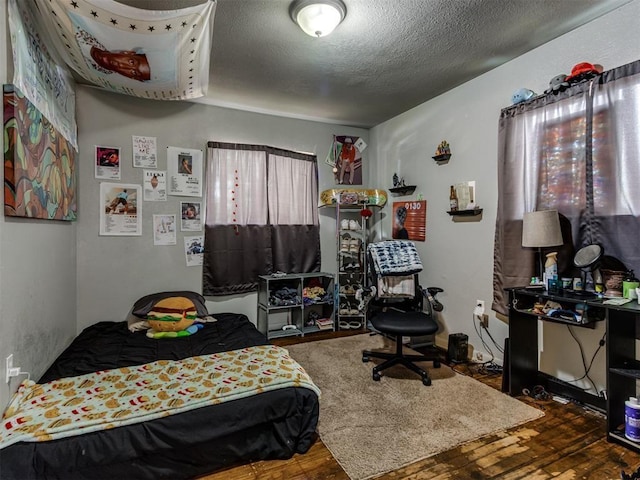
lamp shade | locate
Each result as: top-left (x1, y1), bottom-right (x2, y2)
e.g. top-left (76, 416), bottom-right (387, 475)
top-left (290, 0), bottom-right (346, 37)
top-left (522, 210), bottom-right (563, 247)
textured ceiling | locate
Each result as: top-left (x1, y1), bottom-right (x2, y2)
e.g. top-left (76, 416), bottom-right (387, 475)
top-left (114, 0), bottom-right (632, 127)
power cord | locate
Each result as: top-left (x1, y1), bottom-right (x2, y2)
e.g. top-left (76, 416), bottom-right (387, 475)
top-left (563, 327), bottom-right (605, 396)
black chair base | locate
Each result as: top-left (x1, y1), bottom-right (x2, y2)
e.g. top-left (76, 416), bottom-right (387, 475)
top-left (362, 334), bottom-right (441, 386)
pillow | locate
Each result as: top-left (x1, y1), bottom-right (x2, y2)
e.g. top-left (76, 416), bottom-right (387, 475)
top-left (131, 290), bottom-right (209, 318)
top-left (127, 291), bottom-right (209, 332)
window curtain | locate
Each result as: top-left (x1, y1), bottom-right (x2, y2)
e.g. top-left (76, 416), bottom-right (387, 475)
top-left (203, 142), bottom-right (320, 296)
top-left (493, 59), bottom-right (640, 315)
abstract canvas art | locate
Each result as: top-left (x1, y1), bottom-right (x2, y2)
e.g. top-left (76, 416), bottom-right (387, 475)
top-left (3, 84), bottom-right (77, 221)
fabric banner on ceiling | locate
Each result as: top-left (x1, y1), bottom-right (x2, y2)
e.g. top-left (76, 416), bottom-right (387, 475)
top-left (33, 0), bottom-right (216, 101)
top-left (8, 0), bottom-right (77, 149)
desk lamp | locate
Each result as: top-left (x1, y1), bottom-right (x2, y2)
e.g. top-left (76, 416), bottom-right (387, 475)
top-left (522, 210), bottom-right (564, 283)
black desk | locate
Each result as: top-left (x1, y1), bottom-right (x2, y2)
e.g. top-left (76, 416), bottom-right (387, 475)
top-left (507, 287), bottom-right (640, 452)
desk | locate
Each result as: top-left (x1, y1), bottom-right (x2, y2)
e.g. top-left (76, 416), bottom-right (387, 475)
top-left (507, 287), bottom-right (640, 452)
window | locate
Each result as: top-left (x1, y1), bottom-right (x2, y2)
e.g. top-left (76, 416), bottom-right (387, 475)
top-left (493, 60), bottom-right (640, 314)
top-left (203, 142), bottom-right (320, 296)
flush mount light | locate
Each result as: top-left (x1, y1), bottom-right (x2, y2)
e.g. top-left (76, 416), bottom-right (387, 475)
top-left (290, 0), bottom-right (347, 38)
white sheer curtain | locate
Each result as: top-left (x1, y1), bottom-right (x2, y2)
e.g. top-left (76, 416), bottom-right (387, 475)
top-left (207, 147), bottom-right (268, 225)
top-left (268, 153), bottom-right (318, 225)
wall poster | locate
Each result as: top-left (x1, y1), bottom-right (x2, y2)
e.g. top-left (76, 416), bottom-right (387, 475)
top-left (99, 182), bottom-right (141, 236)
top-left (392, 200), bottom-right (426, 241)
top-left (180, 201), bottom-right (202, 231)
top-left (95, 145), bottom-right (121, 180)
top-left (133, 135), bottom-right (157, 168)
top-left (153, 214), bottom-right (176, 245)
top-left (143, 169), bottom-right (167, 201)
top-left (167, 146), bottom-right (203, 197)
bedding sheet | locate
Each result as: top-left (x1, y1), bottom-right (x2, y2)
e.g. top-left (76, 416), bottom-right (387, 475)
top-left (0, 313), bottom-right (320, 480)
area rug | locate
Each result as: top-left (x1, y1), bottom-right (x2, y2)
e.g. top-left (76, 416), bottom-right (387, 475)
top-left (286, 334), bottom-right (544, 480)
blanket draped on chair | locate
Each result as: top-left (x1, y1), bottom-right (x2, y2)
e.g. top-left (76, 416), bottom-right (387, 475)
top-left (368, 240), bottom-right (423, 276)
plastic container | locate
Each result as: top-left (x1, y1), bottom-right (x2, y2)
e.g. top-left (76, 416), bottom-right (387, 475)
top-left (626, 397), bottom-right (640, 442)
top-left (623, 270), bottom-right (640, 299)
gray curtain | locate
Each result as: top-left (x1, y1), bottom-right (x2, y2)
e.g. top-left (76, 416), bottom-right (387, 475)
top-left (203, 143), bottom-right (321, 296)
top-left (493, 59), bottom-right (640, 314)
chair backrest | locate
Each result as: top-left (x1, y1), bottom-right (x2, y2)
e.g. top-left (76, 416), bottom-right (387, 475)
top-left (365, 241), bottom-right (426, 315)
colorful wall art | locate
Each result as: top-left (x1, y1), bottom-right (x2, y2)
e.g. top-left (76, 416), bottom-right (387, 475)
top-left (3, 84), bottom-right (77, 221)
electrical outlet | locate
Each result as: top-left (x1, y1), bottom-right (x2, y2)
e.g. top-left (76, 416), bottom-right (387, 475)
top-left (6, 354), bottom-right (13, 384)
top-left (5, 354), bottom-right (20, 383)
top-left (474, 300), bottom-right (485, 316)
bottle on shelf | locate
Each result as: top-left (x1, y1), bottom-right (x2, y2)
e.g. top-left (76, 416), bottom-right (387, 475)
top-left (449, 185), bottom-right (458, 211)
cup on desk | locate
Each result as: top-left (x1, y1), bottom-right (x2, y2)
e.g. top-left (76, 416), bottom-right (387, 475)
top-left (573, 277), bottom-right (583, 291)
top-left (561, 277), bottom-right (572, 290)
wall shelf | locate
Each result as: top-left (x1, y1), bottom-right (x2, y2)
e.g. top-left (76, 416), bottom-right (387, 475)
top-left (389, 185), bottom-right (416, 196)
top-left (432, 153), bottom-right (451, 163)
top-left (447, 208), bottom-right (483, 216)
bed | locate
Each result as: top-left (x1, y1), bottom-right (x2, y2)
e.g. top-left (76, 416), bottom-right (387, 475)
top-left (0, 292), bottom-right (320, 480)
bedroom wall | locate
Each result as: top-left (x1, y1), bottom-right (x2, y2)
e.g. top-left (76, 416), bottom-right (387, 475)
top-left (75, 86), bottom-right (368, 332)
top-left (0, 0), bottom-right (78, 409)
top-left (369, 0), bottom-right (640, 394)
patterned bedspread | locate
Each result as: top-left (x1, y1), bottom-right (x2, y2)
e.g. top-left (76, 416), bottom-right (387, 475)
top-left (368, 240), bottom-right (423, 276)
top-left (0, 345), bottom-right (320, 450)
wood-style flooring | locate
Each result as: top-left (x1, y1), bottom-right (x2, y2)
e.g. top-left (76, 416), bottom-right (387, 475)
top-left (198, 330), bottom-right (640, 480)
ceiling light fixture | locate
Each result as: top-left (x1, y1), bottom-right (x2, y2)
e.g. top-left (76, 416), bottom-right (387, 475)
top-left (290, 0), bottom-right (346, 38)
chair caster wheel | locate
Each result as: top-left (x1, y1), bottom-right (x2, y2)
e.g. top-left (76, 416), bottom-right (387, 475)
top-left (422, 377), bottom-right (432, 386)
top-left (373, 372), bottom-right (381, 381)
top-left (362, 355), bottom-right (369, 363)
top-left (433, 360), bottom-right (441, 368)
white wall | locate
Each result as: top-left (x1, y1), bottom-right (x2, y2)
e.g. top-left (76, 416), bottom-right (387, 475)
top-left (75, 86), bottom-right (368, 332)
top-left (0, 0), bottom-right (78, 409)
top-left (369, 0), bottom-right (640, 394)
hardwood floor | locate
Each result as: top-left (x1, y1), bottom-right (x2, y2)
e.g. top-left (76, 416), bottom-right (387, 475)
top-left (199, 331), bottom-right (640, 480)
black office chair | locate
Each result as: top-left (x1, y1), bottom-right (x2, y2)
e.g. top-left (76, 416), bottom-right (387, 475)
top-left (361, 241), bottom-right (443, 386)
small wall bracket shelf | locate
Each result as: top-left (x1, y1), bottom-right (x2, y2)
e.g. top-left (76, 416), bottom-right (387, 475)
top-left (447, 208), bottom-right (483, 216)
top-left (432, 153), bottom-right (451, 163)
top-left (389, 185), bottom-right (416, 196)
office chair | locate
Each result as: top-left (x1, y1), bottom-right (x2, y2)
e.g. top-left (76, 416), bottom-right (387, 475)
top-left (361, 240), bottom-right (443, 386)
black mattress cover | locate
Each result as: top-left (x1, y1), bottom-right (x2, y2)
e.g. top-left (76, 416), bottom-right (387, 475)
top-left (0, 314), bottom-right (319, 479)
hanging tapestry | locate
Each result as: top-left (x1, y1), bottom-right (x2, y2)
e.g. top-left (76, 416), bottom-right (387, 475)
top-left (33, 0), bottom-right (216, 101)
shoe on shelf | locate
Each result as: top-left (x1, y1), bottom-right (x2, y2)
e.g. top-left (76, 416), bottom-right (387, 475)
top-left (349, 305), bottom-right (360, 315)
top-left (348, 321), bottom-right (362, 329)
top-left (340, 233), bottom-right (351, 253)
top-left (339, 303), bottom-right (350, 315)
top-left (350, 239), bottom-right (361, 253)
top-left (340, 219), bottom-right (350, 231)
top-left (349, 219), bottom-right (361, 230)
top-left (339, 320), bottom-right (350, 330)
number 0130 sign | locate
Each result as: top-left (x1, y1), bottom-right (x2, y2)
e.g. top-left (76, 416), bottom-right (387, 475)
top-left (392, 200), bottom-right (426, 241)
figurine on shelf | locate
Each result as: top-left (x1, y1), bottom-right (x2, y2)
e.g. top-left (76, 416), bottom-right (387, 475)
top-left (393, 173), bottom-right (400, 187)
top-left (435, 140), bottom-right (451, 156)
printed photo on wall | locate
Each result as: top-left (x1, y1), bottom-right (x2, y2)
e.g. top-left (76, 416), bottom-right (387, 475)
top-left (184, 235), bottom-right (204, 267)
top-left (143, 170), bottom-right (167, 201)
top-left (99, 182), bottom-right (142, 236)
top-left (392, 200), bottom-right (426, 241)
top-left (153, 214), bottom-right (177, 246)
top-left (167, 146), bottom-right (203, 197)
top-left (180, 201), bottom-right (202, 232)
top-left (325, 135), bottom-right (364, 185)
top-left (95, 146), bottom-right (121, 180)
top-left (132, 136), bottom-right (157, 168)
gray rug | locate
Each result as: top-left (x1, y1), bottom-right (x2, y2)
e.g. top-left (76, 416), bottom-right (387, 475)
top-left (286, 334), bottom-right (544, 480)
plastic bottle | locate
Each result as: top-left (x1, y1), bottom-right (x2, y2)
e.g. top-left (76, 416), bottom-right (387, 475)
top-left (449, 186), bottom-right (458, 211)
top-left (544, 252), bottom-right (558, 289)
